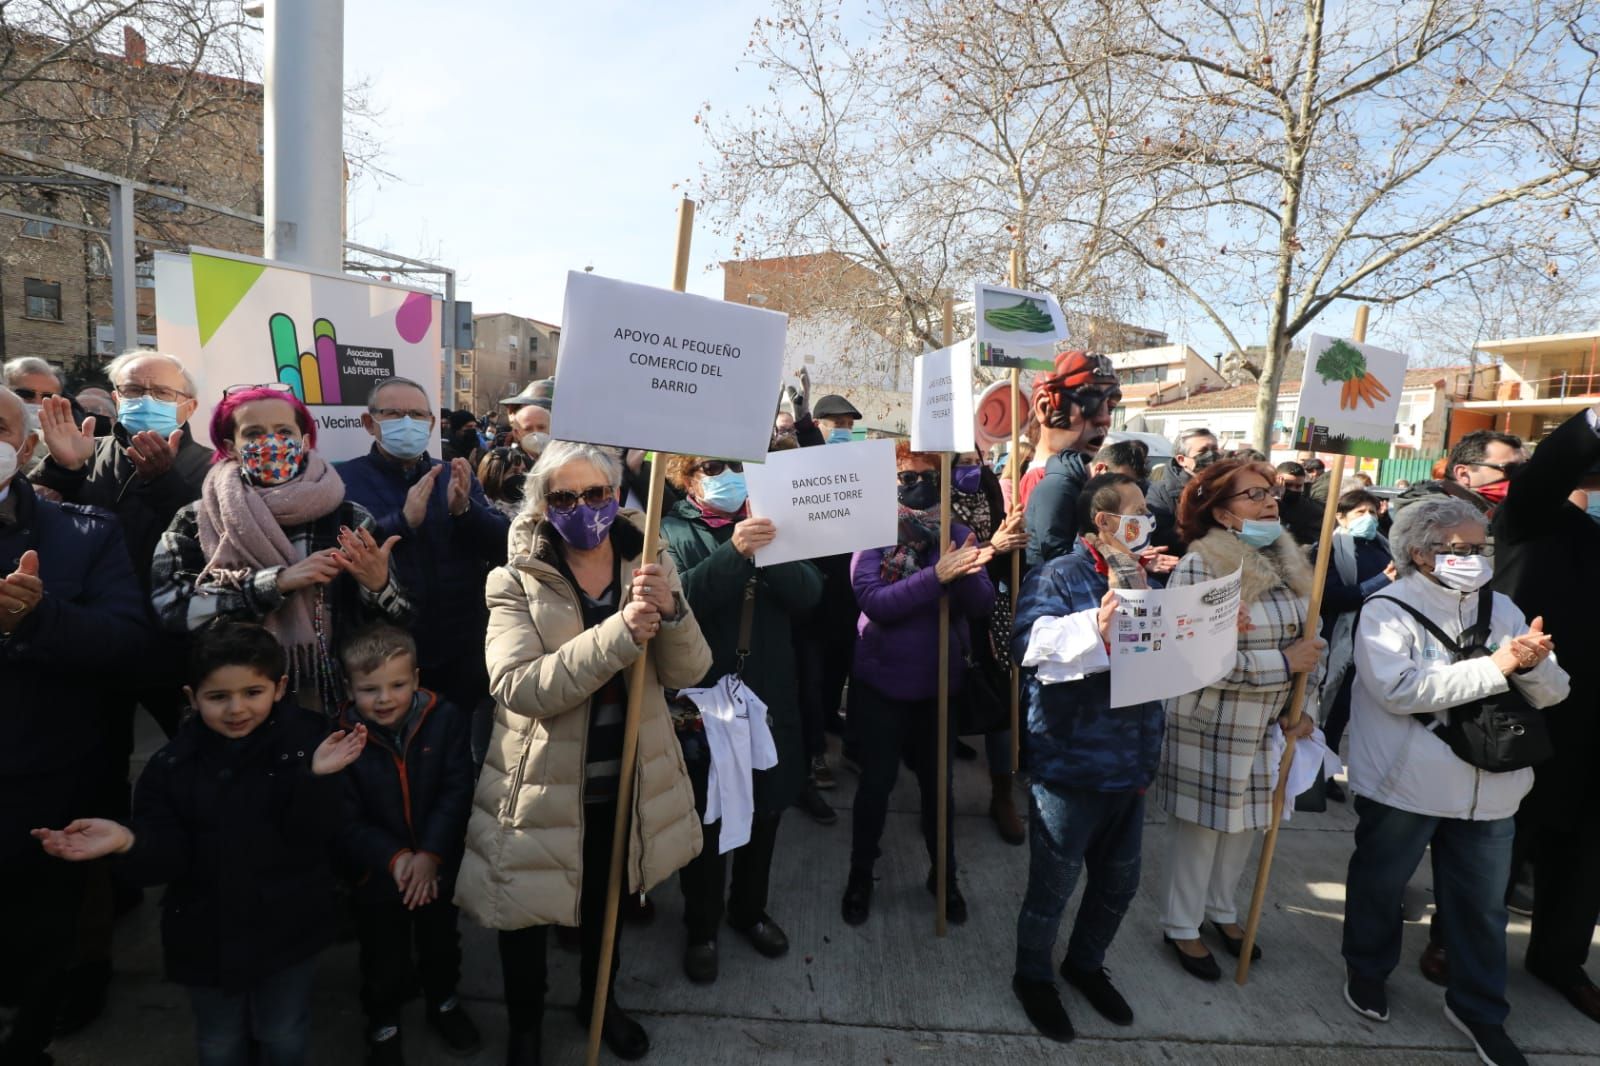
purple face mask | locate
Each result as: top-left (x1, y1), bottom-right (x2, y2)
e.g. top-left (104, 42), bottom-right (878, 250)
top-left (953, 464), bottom-right (983, 494)
top-left (548, 496), bottom-right (619, 550)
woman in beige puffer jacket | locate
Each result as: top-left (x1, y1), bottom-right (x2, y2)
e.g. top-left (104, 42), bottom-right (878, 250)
top-left (456, 442), bottom-right (710, 1063)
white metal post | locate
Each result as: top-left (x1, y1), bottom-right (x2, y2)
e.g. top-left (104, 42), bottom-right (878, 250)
top-left (263, 0), bottom-right (345, 271)
top-left (108, 181), bottom-right (137, 353)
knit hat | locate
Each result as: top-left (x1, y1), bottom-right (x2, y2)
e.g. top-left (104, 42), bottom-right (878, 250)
top-left (447, 409), bottom-right (477, 435)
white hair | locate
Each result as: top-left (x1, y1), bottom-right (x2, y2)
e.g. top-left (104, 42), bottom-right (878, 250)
top-left (2, 356), bottom-right (61, 387)
top-left (105, 350), bottom-right (197, 397)
top-left (0, 385), bottom-right (24, 430)
top-left (522, 440), bottom-right (622, 519)
top-left (1389, 495), bottom-right (1487, 576)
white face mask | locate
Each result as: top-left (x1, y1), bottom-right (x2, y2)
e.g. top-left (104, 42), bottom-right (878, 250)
top-left (0, 441), bottom-right (17, 488)
top-left (1431, 553), bottom-right (1493, 593)
top-left (520, 431), bottom-right (549, 457)
top-left (1103, 512), bottom-right (1152, 552)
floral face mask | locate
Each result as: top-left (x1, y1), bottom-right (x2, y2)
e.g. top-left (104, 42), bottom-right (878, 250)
top-left (239, 433), bottom-right (305, 487)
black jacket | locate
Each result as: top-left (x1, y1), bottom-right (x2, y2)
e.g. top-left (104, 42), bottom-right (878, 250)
top-left (1024, 449), bottom-right (1092, 566)
top-left (32, 424), bottom-right (211, 594)
top-left (1146, 465), bottom-right (1190, 552)
top-left (120, 704), bottom-right (338, 991)
top-left (334, 690), bottom-right (474, 904)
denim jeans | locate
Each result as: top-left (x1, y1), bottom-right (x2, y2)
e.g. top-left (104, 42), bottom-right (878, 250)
top-left (1342, 796), bottom-right (1514, 1025)
top-left (1015, 782), bottom-right (1144, 982)
top-left (186, 956), bottom-right (318, 1066)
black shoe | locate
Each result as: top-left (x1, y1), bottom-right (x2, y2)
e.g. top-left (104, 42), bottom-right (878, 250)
top-left (684, 940), bottom-right (718, 983)
top-left (1343, 974), bottom-right (1390, 1022)
top-left (1445, 1003), bottom-right (1527, 1066)
top-left (796, 782), bottom-right (838, 825)
top-left (811, 755), bottom-right (837, 790)
top-left (1210, 920), bottom-right (1262, 961)
top-left (427, 998), bottom-right (482, 1055)
top-left (1012, 975), bottom-right (1075, 1042)
top-left (842, 868), bottom-right (873, 925)
top-left (52, 958), bottom-right (111, 1037)
top-left (954, 738), bottom-right (978, 761)
top-left (1164, 934), bottom-right (1221, 981)
top-left (1325, 779), bottom-right (1347, 803)
top-left (1420, 941), bottom-right (1449, 987)
top-left (925, 869), bottom-right (968, 925)
top-left (1526, 964), bottom-right (1600, 1024)
top-left (504, 1026), bottom-right (542, 1066)
top-left (573, 999), bottom-right (649, 1062)
top-left (1505, 881), bottom-right (1534, 917)
top-left (1060, 963), bottom-right (1133, 1026)
top-left (730, 914), bottom-right (790, 958)
top-left (367, 1027), bottom-right (405, 1066)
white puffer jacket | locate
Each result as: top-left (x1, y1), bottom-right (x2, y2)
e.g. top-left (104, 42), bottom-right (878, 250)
top-left (1349, 572), bottom-right (1570, 821)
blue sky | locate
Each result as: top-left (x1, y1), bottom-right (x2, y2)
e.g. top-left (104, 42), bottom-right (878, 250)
top-left (343, 1), bottom-right (764, 324)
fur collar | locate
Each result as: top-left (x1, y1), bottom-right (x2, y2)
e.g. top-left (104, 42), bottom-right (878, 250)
top-left (1188, 526), bottom-right (1314, 604)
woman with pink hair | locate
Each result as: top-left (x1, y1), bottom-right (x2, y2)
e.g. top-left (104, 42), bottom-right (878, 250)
top-left (151, 385), bottom-right (411, 711)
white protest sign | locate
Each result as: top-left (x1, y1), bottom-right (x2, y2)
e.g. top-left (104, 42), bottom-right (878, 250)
top-left (745, 439), bottom-right (898, 567)
top-left (1291, 333), bottom-right (1408, 459)
top-left (910, 340), bottom-right (976, 454)
top-left (550, 271), bottom-right (788, 461)
top-left (973, 281), bottom-right (1069, 371)
top-left (1109, 567), bottom-right (1241, 708)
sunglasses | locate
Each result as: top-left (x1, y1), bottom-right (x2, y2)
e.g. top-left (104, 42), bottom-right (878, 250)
top-left (1474, 461), bottom-right (1523, 476)
top-left (1069, 385), bottom-right (1122, 419)
top-left (693, 460), bottom-right (745, 477)
top-left (13, 386), bottom-right (61, 402)
top-left (544, 484), bottom-right (614, 513)
top-left (896, 469), bottom-right (939, 488)
top-left (224, 382), bottom-right (297, 398)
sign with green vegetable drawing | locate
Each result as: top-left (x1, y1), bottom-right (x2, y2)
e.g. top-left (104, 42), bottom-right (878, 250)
top-left (1292, 333), bottom-right (1408, 459)
top-left (973, 282), bottom-right (1068, 369)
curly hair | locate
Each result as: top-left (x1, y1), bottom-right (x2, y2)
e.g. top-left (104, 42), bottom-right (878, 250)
top-left (1176, 458), bottom-right (1278, 545)
top-left (663, 453), bottom-right (706, 493)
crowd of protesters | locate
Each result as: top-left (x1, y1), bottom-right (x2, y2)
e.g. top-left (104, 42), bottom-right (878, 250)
top-left (3, 348), bottom-right (1597, 1066)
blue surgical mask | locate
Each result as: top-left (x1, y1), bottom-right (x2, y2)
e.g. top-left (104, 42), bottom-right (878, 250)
top-left (1235, 517), bottom-right (1284, 548)
top-left (117, 396), bottom-right (180, 437)
top-left (827, 428), bottom-right (853, 445)
top-left (378, 416), bottom-right (432, 460)
top-left (1346, 513), bottom-right (1379, 541)
top-left (698, 470), bottom-right (748, 513)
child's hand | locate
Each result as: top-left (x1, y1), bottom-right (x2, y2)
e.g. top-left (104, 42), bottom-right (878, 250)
top-left (392, 850), bottom-right (415, 893)
top-left (32, 819), bottom-right (134, 861)
top-left (404, 852), bottom-right (440, 910)
top-left (312, 724), bottom-right (367, 776)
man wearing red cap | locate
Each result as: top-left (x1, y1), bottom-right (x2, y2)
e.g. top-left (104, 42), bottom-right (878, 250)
top-left (1023, 352), bottom-right (1122, 566)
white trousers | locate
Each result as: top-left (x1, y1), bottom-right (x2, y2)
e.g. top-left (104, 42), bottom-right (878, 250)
top-left (1161, 817), bottom-right (1258, 940)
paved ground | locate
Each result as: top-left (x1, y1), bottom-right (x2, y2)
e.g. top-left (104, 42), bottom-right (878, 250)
top-left (50, 714), bottom-right (1600, 1064)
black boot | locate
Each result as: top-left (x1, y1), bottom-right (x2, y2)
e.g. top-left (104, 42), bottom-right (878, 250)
top-left (574, 998), bottom-right (649, 1061)
top-left (504, 1025), bottom-right (542, 1066)
top-left (841, 867), bottom-right (873, 926)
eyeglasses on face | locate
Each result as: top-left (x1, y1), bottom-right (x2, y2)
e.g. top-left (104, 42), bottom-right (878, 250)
top-left (1228, 486), bottom-right (1277, 503)
top-left (117, 383), bottom-right (192, 403)
top-left (14, 386), bottom-right (62, 402)
top-left (544, 485), bottom-right (614, 513)
top-left (896, 469), bottom-right (939, 488)
top-left (693, 460), bottom-right (744, 477)
top-left (224, 382), bottom-right (296, 398)
top-left (370, 407), bottom-right (434, 421)
top-left (1428, 542), bottom-right (1496, 558)
top-left (1473, 461), bottom-right (1522, 476)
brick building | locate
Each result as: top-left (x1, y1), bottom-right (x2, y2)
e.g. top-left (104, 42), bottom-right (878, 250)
top-left (0, 25), bottom-right (264, 379)
top-left (461, 313), bottom-right (561, 414)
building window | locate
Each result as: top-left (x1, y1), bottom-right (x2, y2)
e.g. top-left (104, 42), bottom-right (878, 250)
top-left (507, 336), bottom-right (518, 350)
top-left (529, 335), bottom-right (539, 353)
top-left (88, 243), bottom-right (112, 277)
top-left (135, 259), bottom-right (155, 289)
top-left (455, 373), bottom-right (470, 392)
top-left (147, 183), bottom-right (186, 214)
top-left (457, 351), bottom-right (471, 367)
top-left (21, 218), bottom-right (55, 239)
top-left (25, 278), bottom-right (62, 321)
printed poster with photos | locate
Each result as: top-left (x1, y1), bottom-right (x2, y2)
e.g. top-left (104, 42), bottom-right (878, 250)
top-left (1109, 567), bottom-right (1242, 708)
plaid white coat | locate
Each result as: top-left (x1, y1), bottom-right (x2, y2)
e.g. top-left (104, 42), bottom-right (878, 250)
top-left (1158, 528), bottom-right (1323, 833)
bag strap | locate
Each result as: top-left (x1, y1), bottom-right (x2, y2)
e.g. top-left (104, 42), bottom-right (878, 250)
top-left (733, 577), bottom-right (757, 677)
top-left (1368, 596), bottom-right (1466, 659)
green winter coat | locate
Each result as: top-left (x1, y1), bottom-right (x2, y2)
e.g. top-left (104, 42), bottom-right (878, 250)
top-left (660, 500), bottom-right (823, 815)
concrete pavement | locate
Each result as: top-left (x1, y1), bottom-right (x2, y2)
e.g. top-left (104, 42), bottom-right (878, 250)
top-left (49, 718), bottom-right (1600, 1064)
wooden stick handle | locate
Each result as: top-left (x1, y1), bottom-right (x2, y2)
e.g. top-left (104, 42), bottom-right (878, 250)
top-left (586, 198), bottom-right (694, 1066)
top-left (1009, 368), bottom-right (1022, 773)
top-left (936, 451), bottom-right (952, 938)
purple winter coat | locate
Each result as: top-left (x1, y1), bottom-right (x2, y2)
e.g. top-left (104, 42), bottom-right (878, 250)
top-left (850, 522), bottom-right (996, 702)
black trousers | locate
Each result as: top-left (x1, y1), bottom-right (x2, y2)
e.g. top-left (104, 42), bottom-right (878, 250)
top-left (421, 654), bottom-right (491, 766)
top-left (848, 679), bottom-right (955, 876)
top-left (675, 727), bottom-right (782, 942)
top-left (793, 629), bottom-right (827, 761)
top-left (497, 800), bottom-right (622, 1033)
top-left (1521, 805), bottom-right (1600, 985)
top-left (354, 897), bottom-right (462, 1029)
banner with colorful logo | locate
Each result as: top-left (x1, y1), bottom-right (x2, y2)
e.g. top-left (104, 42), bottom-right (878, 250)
top-left (155, 248), bottom-right (443, 461)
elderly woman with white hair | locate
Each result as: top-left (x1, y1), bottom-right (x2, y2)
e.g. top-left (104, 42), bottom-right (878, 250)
top-left (1341, 494), bottom-right (1569, 1066)
top-left (456, 440), bottom-right (711, 1065)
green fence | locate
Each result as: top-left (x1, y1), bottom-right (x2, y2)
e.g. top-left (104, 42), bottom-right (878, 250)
top-left (1376, 455), bottom-right (1442, 486)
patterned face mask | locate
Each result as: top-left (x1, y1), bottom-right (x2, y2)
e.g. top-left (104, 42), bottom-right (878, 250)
top-left (239, 433), bottom-right (305, 486)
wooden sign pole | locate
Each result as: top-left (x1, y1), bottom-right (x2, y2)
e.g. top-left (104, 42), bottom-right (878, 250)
top-left (585, 198), bottom-right (696, 1064)
top-left (1006, 251), bottom-right (1023, 772)
top-left (1235, 304), bottom-right (1367, 983)
top-left (934, 296), bottom-right (954, 937)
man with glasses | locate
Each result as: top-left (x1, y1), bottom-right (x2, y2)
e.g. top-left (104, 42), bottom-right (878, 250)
top-left (2, 356), bottom-right (63, 420)
top-left (1147, 427), bottom-right (1218, 552)
top-left (338, 377), bottom-right (510, 756)
top-left (1024, 351), bottom-right (1123, 566)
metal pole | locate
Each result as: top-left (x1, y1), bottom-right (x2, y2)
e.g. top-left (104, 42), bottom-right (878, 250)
top-left (264, 0), bottom-right (345, 271)
top-left (443, 269), bottom-right (457, 407)
top-left (108, 181), bottom-right (136, 353)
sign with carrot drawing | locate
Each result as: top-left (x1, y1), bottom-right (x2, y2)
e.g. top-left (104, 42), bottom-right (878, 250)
top-left (1291, 333), bottom-right (1408, 459)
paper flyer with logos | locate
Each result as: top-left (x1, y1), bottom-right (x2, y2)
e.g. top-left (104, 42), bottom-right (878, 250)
top-left (1109, 567), bottom-right (1242, 708)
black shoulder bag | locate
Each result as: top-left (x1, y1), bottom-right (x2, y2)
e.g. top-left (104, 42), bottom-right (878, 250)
top-left (1368, 588), bottom-right (1553, 772)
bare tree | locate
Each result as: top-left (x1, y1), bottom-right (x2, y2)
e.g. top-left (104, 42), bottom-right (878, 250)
top-left (1100, 0), bottom-right (1600, 445)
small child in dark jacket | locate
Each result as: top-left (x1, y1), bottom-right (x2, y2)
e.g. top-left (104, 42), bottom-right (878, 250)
top-left (32, 621), bottom-right (367, 1066)
top-left (335, 624), bottom-right (479, 1064)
